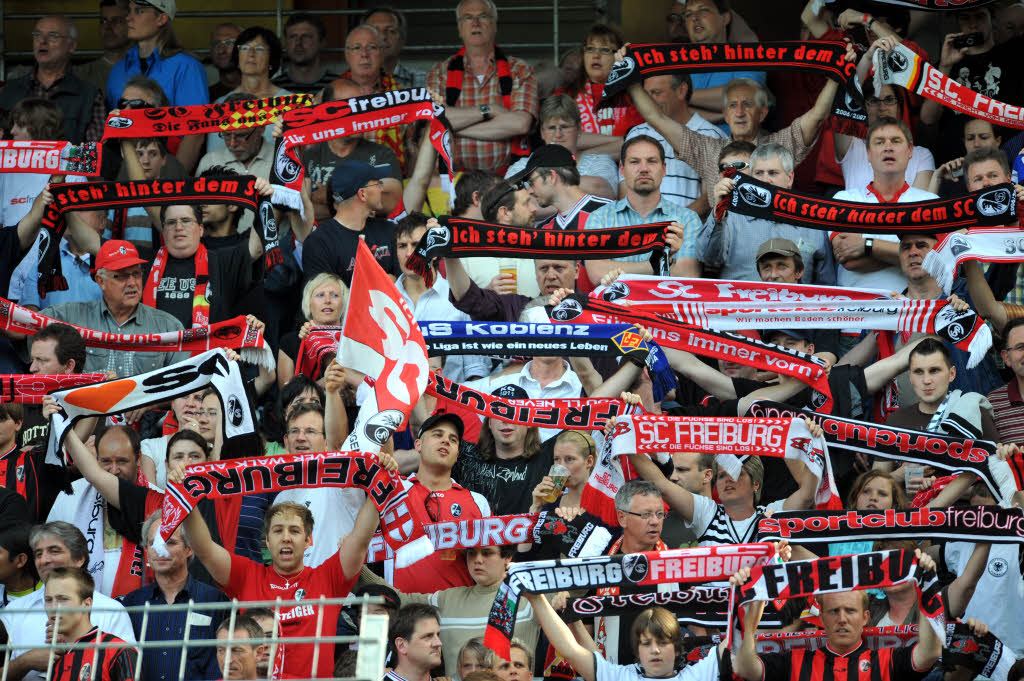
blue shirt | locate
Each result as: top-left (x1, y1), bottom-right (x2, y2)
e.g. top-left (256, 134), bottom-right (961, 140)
top-left (11, 235), bottom-right (102, 308)
top-left (118, 577), bottom-right (227, 681)
top-left (584, 196), bottom-right (700, 263)
top-left (691, 70), bottom-right (766, 135)
top-left (107, 45), bottom-right (209, 109)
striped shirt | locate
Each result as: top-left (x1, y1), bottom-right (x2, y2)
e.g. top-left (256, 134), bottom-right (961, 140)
top-left (759, 640), bottom-right (928, 681)
top-left (986, 379), bottom-right (1024, 444)
top-left (51, 629), bottom-right (136, 681)
top-left (585, 196), bottom-right (700, 262)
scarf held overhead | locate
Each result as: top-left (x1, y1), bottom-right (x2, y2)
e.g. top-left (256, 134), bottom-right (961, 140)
top-left (0, 140), bottom-right (101, 176)
top-left (923, 228), bottom-right (1024, 294)
top-left (38, 176), bottom-right (283, 295)
top-left (718, 171), bottom-right (1020, 233)
top-left (875, 43), bottom-right (1024, 130)
top-left (406, 217), bottom-right (671, 287)
top-left (594, 274), bottom-right (893, 305)
top-left (550, 294), bottom-right (834, 411)
top-left (484, 543), bottom-right (777, 661)
top-left (562, 587), bottom-right (785, 629)
top-left (0, 300), bottom-right (274, 369)
top-left (103, 94), bottom-right (313, 137)
top-left (271, 87), bottom-right (452, 196)
top-left (0, 374), bottom-right (106, 403)
top-left (158, 452), bottom-right (428, 567)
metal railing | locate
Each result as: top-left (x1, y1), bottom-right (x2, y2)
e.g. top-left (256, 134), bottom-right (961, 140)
top-left (0, 595), bottom-right (388, 681)
top-left (1, 1), bottom-right (602, 80)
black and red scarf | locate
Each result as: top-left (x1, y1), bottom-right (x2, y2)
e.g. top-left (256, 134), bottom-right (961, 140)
top-left (550, 294), bottom-right (834, 412)
top-left (38, 176), bottom-right (282, 296)
top-left (103, 94), bottom-right (312, 138)
top-left (142, 243), bottom-right (211, 327)
top-left (717, 171), bottom-right (1021, 233)
top-left (406, 217), bottom-right (671, 287)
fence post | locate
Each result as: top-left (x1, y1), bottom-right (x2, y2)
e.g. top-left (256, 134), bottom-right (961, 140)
top-left (135, 602), bottom-right (150, 681)
top-left (177, 599), bottom-right (196, 681)
top-left (355, 604), bottom-right (389, 681)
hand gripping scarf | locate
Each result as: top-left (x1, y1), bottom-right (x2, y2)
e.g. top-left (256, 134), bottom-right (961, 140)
top-left (727, 549), bottom-right (945, 653)
top-left (747, 401), bottom-right (1021, 503)
top-left (0, 299), bottom-right (274, 369)
top-left (550, 294), bottom-right (835, 412)
top-left (156, 452), bottom-right (429, 566)
top-left (0, 374), bottom-right (106, 402)
top-left (46, 349), bottom-right (253, 465)
top-left (717, 170), bottom-right (1020, 233)
top-left (484, 543), bottom-right (777, 661)
top-left (405, 217), bottom-right (671, 287)
top-left (427, 372), bottom-right (624, 431)
top-left (599, 42), bottom-right (865, 135)
top-left (561, 586), bottom-right (785, 629)
top-left (758, 506), bottom-right (1024, 546)
top-left (102, 94), bottom-right (312, 138)
top-left (923, 227), bottom-right (1024, 294)
top-left (606, 413), bottom-right (841, 509)
top-left (0, 140), bottom-right (101, 176)
top-left (594, 274), bottom-right (894, 306)
top-left (270, 87), bottom-right (453, 202)
top-left (875, 43), bottom-right (1024, 130)
top-left (37, 176), bottom-right (284, 295)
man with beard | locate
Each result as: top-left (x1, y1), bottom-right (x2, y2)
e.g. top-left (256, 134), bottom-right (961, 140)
top-left (41, 240), bottom-right (186, 377)
top-left (585, 136), bottom-right (697, 282)
top-left (272, 14), bottom-right (338, 94)
top-left (511, 144), bottom-right (612, 232)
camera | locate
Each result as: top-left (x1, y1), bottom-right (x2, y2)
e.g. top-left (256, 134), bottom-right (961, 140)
top-left (952, 32), bottom-right (984, 49)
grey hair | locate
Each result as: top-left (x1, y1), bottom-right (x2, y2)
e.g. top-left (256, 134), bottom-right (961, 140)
top-left (750, 143), bottom-right (794, 174)
top-left (615, 479), bottom-right (662, 512)
top-left (29, 521), bottom-right (88, 564)
top-left (40, 15), bottom-right (78, 42)
top-left (142, 509), bottom-right (190, 549)
top-left (455, 0), bottom-right (498, 21)
top-left (722, 77), bottom-right (773, 111)
top-left (346, 23), bottom-right (382, 47)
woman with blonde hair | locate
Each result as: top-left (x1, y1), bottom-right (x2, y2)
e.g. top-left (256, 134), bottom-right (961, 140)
top-left (276, 272), bottom-right (348, 388)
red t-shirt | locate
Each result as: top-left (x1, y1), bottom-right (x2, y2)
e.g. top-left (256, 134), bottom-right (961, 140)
top-left (392, 478), bottom-right (488, 592)
top-left (223, 552), bottom-right (357, 679)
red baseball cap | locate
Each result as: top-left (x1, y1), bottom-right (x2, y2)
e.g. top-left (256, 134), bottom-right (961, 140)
top-left (92, 240), bottom-right (147, 274)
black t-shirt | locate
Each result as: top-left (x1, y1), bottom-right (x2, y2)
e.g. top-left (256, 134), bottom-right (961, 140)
top-left (17, 404), bottom-right (49, 452)
top-left (452, 438), bottom-right (554, 516)
top-left (0, 227), bottom-right (24, 298)
top-left (152, 242), bottom-right (255, 327)
top-left (301, 218), bottom-right (399, 288)
top-left (885, 400), bottom-right (1000, 440)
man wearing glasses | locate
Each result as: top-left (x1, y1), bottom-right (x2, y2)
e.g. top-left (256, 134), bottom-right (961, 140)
top-left (425, 0), bottom-right (538, 172)
top-left (78, 0), bottom-right (132, 94)
top-left (0, 15), bottom-right (106, 143)
top-left (41, 240), bottom-right (187, 377)
top-left (197, 93), bottom-right (273, 179)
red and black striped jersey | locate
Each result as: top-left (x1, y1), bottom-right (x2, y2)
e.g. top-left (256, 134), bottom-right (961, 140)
top-left (0, 444), bottom-right (66, 521)
top-left (51, 629), bottom-right (137, 681)
top-left (760, 641), bottom-right (929, 681)
top-left (535, 194), bottom-right (612, 232)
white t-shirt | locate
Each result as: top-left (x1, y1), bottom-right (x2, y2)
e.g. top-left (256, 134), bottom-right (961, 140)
top-left (593, 646), bottom-right (719, 681)
top-left (945, 541), bottom-right (1024, 655)
top-left (838, 138), bottom-right (935, 192)
top-left (141, 435), bottom-right (171, 490)
top-left (0, 172), bottom-right (86, 227)
top-left (0, 587), bottom-right (136, 681)
top-left (831, 185), bottom-right (938, 293)
top-left (274, 487), bottom-right (364, 567)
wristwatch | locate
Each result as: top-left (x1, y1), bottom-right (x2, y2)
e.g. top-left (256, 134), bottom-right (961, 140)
top-left (864, 237), bottom-right (874, 257)
top-left (480, 104), bottom-right (493, 121)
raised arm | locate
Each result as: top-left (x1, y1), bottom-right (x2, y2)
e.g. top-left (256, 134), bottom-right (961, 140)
top-left (911, 549), bottom-right (943, 671)
top-left (338, 494), bottom-right (383, 579)
top-left (323, 361), bottom-right (351, 450)
top-left (781, 418), bottom-right (824, 510)
top-left (42, 397), bottom-right (120, 506)
top-left (522, 593), bottom-right (597, 681)
top-left (963, 260), bottom-right (1008, 333)
top-left (403, 127), bottom-right (438, 215)
top-left (945, 542), bottom-right (990, 619)
top-left (170, 463), bottom-right (232, 586)
top-left (247, 178), bottom-right (274, 262)
top-left (729, 565), bottom-right (768, 681)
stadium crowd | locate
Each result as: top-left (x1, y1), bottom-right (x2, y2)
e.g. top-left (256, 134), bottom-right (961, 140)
top-left (2, 0), bottom-right (1024, 679)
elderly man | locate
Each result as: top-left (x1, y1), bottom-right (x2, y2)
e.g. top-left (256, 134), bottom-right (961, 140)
top-left (272, 13), bottom-right (338, 94)
top-left (699, 143), bottom-right (836, 284)
top-left (41, 240), bottom-right (186, 376)
top-left (78, 0), bottom-right (132, 93)
top-left (196, 93), bottom-right (273, 179)
top-left (0, 15), bottom-right (105, 143)
top-left (426, 0), bottom-right (538, 172)
top-left (364, 7), bottom-right (425, 88)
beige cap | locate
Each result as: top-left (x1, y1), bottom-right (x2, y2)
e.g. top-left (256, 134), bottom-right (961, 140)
top-left (756, 237), bottom-right (800, 261)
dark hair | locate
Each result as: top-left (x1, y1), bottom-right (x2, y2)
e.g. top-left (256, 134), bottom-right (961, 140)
top-left (285, 12), bottom-right (326, 40)
top-left (45, 566), bottom-right (94, 600)
top-left (909, 337), bottom-right (953, 369)
top-left (34, 323), bottom-right (86, 374)
top-left (133, 137), bottom-right (168, 156)
top-left (0, 403), bottom-right (24, 424)
top-left (629, 607), bottom-right (683, 666)
top-left (390, 603), bottom-right (440, 649)
top-left (668, 73), bottom-right (693, 103)
top-left (570, 23), bottom-right (625, 95)
top-left (165, 429), bottom-right (211, 463)
top-left (198, 166), bottom-right (244, 229)
top-left (96, 424), bottom-right (142, 457)
top-left (280, 374), bottom-right (326, 415)
top-left (158, 204), bottom-right (203, 226)
top-left (541, 165), bottom-right (581, 187)
top-left (395, 211), bottom-right (430, 242)
top-left (480, 181), bottom-right (518, 223)
top-left (232, 26), bottom-right (283, 76)
top-left (477, 419), bottom-right (542, 462)
top-left (362, 7), bottom-right (407, 40)
top-left (866, 115), bottom-right (913, 146)
top-left (718, 140), bottom-right (756, 163)
top-left (964, 146), bottom-right (1010, 178)
top-left (285, 401), bottom-right (324, 430)
top-left (216, 613), bottom-right (264, 642)
top-left (123, 75), bottom-right (170, 108)
top-left (1006, 657), bottom-right (1024, 681)
top-left (453, 170), bottom-right (502, 217)
top-left (99, 0), bottom-right (123, 7)
top-left (620, 134), bottom-right (665, 166)
top-left (0, 526), bottom-right (37, 581)
top-left (1002, 317), bottom-right (1024, 347)
top-left (9, 98), bottom-right (64, 140)
top-left (846, 469), bottom-right (908, 509)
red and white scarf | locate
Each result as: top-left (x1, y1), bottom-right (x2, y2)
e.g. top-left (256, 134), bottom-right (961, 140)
top-left (0, 374), bottom-right (106, 402)
top-left (593, 274), bottom-right (892, 306)
top-left (0, 297), bottom-right (273, 368)
top-left (142, 244), bottom-right (211, 328)
top-left (158, 451), bottom-right (429, 567)
top-left (0, 140), bottom-right (101, 176)
top-left (875, 43), bottom-right (1024, 130)
top-left (922, 227), bottom-right (1024, 294)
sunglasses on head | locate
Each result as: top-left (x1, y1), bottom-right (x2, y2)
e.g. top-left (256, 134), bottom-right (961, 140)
top-left (117, 98), bottom-right (151, 109)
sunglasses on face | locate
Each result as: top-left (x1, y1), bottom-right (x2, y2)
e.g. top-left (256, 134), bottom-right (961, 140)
top-left (117, 98), bottom-right (151, 109)
top-left (718, 160), bottom-right (749, 173)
